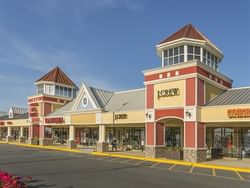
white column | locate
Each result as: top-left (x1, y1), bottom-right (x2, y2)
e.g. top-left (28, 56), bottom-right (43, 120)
top-left (200, 47), bottom-right (203, 62)
top-left (7, 127), bottom-right (11, 137)
top-left (98, 125), bottom-right (106, 142)
top-left (184, 45), bottom-right (188, 62)
top-left (69, 125), bottom-right (75, 141)
top-left (161, 51), bottom-right (164, 67)
top-left (20, 127), bottom-right (24, 137)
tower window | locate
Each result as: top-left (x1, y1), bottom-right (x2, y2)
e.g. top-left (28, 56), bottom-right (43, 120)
top-left (187, 45), bottom-right (200, 61)
top-left (202, 48), bottom-right (219, 71)
top-left (163, 45), bottom-right (184, 66)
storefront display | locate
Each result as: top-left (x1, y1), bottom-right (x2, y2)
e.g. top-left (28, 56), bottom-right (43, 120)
top-left (75, 128), bottom-right (98, 146)
top-left (53, 128), bottom-right (69, 144)
top-left (105, 127), bottom-right (145, 150)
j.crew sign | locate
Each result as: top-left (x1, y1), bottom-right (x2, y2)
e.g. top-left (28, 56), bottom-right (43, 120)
top-left (157, 88), bottom-right (180, 99)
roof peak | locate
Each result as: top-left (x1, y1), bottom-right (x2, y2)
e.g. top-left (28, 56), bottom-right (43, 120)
top-left (158, 24), bottom-right (207, 45)
top-left (35, 66), bottom-right (77, 88)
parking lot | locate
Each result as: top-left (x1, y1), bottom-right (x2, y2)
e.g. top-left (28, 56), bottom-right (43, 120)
top-left (0, 144), bottom-right (249, 188)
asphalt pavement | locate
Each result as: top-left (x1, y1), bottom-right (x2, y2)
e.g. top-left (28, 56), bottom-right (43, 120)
top-left (0, 144), bottom-right (249, 188)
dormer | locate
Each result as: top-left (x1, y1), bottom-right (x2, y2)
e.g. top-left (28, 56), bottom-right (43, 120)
top-left (156, 24), bottom-right (224, 71)
top-left (34, 67), bottom-right (78, 99)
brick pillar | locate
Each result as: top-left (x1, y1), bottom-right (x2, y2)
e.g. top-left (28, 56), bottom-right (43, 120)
top-left (145, 122), bottom-right (166, 158)
top-left (184, 78), bottom-right (206, 162)
top-left (184, 121), bottom-right (206, 162)
top-left (28, 125), bottom-right (39, 145)
top-left (39, 125), bottom-right (53, 146)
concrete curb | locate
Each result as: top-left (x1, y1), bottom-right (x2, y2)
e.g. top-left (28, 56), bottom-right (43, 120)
top-left (0, 141), bottom-right (81, 153)
top-left (91, 152), bottom-right (250, 173)
top-left (1, 141), bottom-right (250, 174)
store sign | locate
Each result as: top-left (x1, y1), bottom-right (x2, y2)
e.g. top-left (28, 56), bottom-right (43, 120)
top-left (45, 117), bottom-right (64, 124)
top-left (157, 88), bottom-right (180, 99)
top-left (7, 121), bottom-right (13, 125)
top-left (0, 122), bottom-right (5, 126)
top-left (114, 114), bottom-right (128, 120)
top-left (228, 108), bottom-right (250, 118)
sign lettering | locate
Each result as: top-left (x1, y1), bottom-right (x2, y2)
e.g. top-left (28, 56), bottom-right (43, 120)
top-left (157, 88), bottom-right (180, 99)
top-left (228, 108), bottom-right (250, 118)
top-left (45, 117), bottom-right (64, 124)
top-left (114, 114), bottom-right (128, 120)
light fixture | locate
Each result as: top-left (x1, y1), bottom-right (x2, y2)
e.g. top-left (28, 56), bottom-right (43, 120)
top-left (145, 113), bottom-right (152, 120)
top-left (186, 111), bottom-right (191, 118)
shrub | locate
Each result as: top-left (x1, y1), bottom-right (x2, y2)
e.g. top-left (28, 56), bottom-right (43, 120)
top-left (0, 170), bottom-right (31, 188)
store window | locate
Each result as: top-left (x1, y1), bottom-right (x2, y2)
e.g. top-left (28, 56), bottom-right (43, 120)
top-left (165, 127), bottom-right (181, 148)
top-left (242, 128), bottom-right (250, 158)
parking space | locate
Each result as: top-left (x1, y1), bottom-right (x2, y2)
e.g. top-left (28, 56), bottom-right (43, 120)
top-left (192, 167), bottom-right (212, 175)
top-left (239, 172), bottom-right (250, 181)
top-left (216, 169), bottom-right (240, 179)
top-left (88, 154), bottom-right (250, 183)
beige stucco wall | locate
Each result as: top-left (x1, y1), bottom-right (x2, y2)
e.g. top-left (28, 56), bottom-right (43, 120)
top-left (154, 80), bottom-right (184, 108)
top-left (71, 113), bottom-right (96, 124)
top-left (201, 105), bottom-right (250, 122)
top-left (102, 110), bottom-right (145, 124)
top-left (0, 119), bottom-right (29, 127)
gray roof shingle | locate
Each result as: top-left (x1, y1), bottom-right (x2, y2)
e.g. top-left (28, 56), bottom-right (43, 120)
top-left (206, 87), bottom-right (250, 106)
top-left (104, 88), bottom-right (145, 111)
top-left (89, 87), bottom-right (113, 108)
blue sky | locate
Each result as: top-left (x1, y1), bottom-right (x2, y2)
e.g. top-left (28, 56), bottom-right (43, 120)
top-left (0, 0), bottom-right (249, 111)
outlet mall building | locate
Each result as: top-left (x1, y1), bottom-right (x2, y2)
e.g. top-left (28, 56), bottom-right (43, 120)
top-left (0, 24), bottom-right (250, 162)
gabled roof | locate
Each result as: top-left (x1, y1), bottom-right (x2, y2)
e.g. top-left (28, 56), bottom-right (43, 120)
top-left (89, 87), bottom-right (114, 108)
top-left (10, 107), bottom-right (28, 115)
top-left (0, 113), bottom-right (28, 120)
top-left (158, 24), bottom-right (207, 45)
top-left (104, 88), bottom-right (145, 112)
top-left (35, 66), bottom-right (77, 88)
top-left (206, 87), bottom-right (250, 106)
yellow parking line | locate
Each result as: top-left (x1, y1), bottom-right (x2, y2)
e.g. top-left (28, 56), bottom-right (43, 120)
top-left (151, 163), bottom-right (160, 167)
top-left (235, 171), bottom-right (244, 181)
top-left (212, 168), bottom-right (216, 176)
top-left (135, 160), bottom-right (145, 166)
top-left (169, 164), bottom-right (176, 170)
top-left (189, 166), bottom-right (194, 173)
top-left (121, 159), bottom-right (133, 163)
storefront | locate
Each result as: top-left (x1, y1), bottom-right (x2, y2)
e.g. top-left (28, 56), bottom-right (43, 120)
top-left (105, 127), bottom-right (145, 150)
top-left (206, 127), bottom-right (250, 159)
top-left (75, 127), bottom-right (98, 146)
top-left (53, 127), bottom-right (69, 144)
top-left (11, 127), bottom-right (20, 141)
